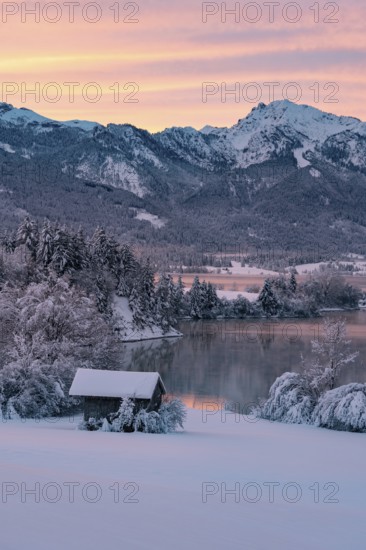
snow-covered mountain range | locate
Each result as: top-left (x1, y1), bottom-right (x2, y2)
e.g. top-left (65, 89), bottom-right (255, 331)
top-left (1, 99), bottom-right (366, 194)
top-left (1, 99), bottom-right (366, 253)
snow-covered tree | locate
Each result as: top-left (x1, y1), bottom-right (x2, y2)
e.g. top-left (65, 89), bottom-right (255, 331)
top-left (51, 227), bottom-right (73, 275)
top-left (156, 274), bottom-right (176, 332)
top-left (289, 271), bottom-right (297, 294)
top-left (260, 372), bottom-right (315, 424)
top-left (305, 318), bottom-right (358, 395)
top-left (91, 227), bottom-right (120, 274)
top-left (16, 217), bottom-right (39, 261)
top-left (260, 318), bottom-right (364, 432)
top-left (110, 398), bottom-right (135, 432)
top-left (133, 409), bottom-right (161, 433)
top-left (95, 274), bottom-right (110, 314)
top-left (0, 278), bottom-right (116, 417)
top-left (271, 274), bottom-right (288, 296)
top-left (0, 360), bottom-right (68, 418)
top-left (258, 279), bottom-right (280, 317)
top-left (312, 383), bottom-right (366, 432)
top-left (133, 399), bottom-right (187, 433)
top-left (232, 295), bottom-right (252, 318)
top-left (116, 245), bottom-right (136, 298)
top-left (37, 220), bottom-right (54, 268)
top-left (301, 271), bottom-right (361, 308)
top-left (1, 231), bottom-right (16, 254)
top-left (189, 276), bottom-right (203, 319)
top-left (129, 259), bottom-right (156, 328)
top-left (70, 226), bottom-right (89, 271)
top-left (159, 397), bottom-right (187, 432)
top-left (172, 276), bottom-right (185, 316)
top-left (202, 282), bottom-right (219, 316)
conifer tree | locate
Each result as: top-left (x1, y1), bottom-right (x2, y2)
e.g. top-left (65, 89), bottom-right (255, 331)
top-left (172, 276), bottom-right (185, 316)
top-left (156, 274), bottom-right (176, 331)
top-left (2, 231), bottom-right (16, 254)
top-left (129, 259), bottom-right (156, 327)
top-left (189, 276), bottom-right (203, 319)
top-left (17, 217), bottom-right (39, 261)
top-left (51, 227), bottom-right (73, 275)
top-left (37, 220), bottom-right (54, 268)
top-left (258, 279), bottom-right (280, 317)
top-left (206, 282), bottom-right (219, 310)
top-left (116, 244), bottom-right (136, 297)
top-left (289, 271), bottom-right (297, 294)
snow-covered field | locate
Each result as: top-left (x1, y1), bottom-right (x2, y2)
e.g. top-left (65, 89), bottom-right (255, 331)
top-left (1, 409), bottom-right (365, 550)
top-left (216, 289), bottom-right (259, 302)
top-left (207, 260), bottom-right (366, 276)
top-left (206, 261), bottom-right (277, 276)
top-left (229, 261), bottom-right (277, 276)
top-left (294, 260), bottom-right (366, 275)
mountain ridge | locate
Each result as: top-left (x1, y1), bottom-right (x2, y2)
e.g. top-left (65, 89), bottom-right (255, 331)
top-left (1, 99), bottom-right (366, 257)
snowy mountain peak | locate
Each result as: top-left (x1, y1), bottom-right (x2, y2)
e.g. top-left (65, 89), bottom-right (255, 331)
top-left (234, 100), bottom-right (362, 137)
top-left (196, 100), bottom-right (366, 169)
top-left (0, 102), bottom-right (100, 131)
top-left (0, 102), bottom-right (54, 126)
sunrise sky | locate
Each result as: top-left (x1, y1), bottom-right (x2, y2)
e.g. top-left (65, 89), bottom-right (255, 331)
top-left (1, 0), bottom-right (364, 131)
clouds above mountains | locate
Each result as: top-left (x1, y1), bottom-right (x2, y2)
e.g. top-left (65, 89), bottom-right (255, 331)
top-left (0, 0), bottom-right (364, 130)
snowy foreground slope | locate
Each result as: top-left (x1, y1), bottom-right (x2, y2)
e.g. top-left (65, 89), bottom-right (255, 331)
top-left (1, 410), bottom-right (365, 550)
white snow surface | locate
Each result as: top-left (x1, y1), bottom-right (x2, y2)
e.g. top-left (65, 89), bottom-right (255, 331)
top-left (293, 260), bottom-right (366, 274)
top-left (310, 167), bottom-right (321, 178)
top-left (294, 262), bottom-right (327, 274)
top-left (63, 119), bottom-right (100, 131)
top-left (135, 209), bottom-right (166, 228)
top-left (69, 368), bottom-right (165, 399)
top-left (205, 263), bottom-right (277, 276)
top-left (293, 146), bottom-right (311, 168)
top-left (0, 142), bottom-right (15, 153)
top-left (0, 409), bottom-right (365, 549)
top-left (0, 103), bottom-right (100, 131)
top-left (229, 261), bottom-right (277, 276)
top-left (0, 104), bottom-right (51, 125)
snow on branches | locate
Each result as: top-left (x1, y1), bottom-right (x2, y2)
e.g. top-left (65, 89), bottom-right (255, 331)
top-left (80, 397), bottom-right (187, 434)
top-left (260, 318), bottom-right (366, 432)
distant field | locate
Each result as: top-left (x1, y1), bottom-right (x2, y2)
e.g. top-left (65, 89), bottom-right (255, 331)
top-left (172, 273), bottom-right (366, 292)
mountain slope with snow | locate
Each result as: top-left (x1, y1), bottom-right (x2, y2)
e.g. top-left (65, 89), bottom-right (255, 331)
top-left (2, 99), bottom-right (366, 183)
top-left (170, 100), bottom-right (366, 169)
top-left (2, 100), bottom-right (366, 253)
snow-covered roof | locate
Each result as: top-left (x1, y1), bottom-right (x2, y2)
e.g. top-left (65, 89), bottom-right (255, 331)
top-left (69, 369), bottom-right (166, 399)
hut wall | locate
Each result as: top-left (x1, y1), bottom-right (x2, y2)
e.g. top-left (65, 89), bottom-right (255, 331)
top-left (84, 396), bottom-right (152, 420)
top-left (84, 397), bottom-right (121, 420)
top-left (147, 383), bottom-right (163, 412)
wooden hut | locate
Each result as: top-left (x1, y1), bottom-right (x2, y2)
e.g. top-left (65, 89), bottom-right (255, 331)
top-left (69, 368), bottom-right (166, 421)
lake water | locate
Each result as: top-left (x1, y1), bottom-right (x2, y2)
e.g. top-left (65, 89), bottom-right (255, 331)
top-left (119, 311), bottom-right (366, 408)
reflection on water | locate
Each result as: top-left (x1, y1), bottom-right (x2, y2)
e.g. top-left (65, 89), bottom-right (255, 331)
top-left (118, 312), bottom-right (366, 408)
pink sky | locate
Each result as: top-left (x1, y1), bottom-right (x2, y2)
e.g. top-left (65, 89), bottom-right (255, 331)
top-left (0, 0), bottom-right (364, 130)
